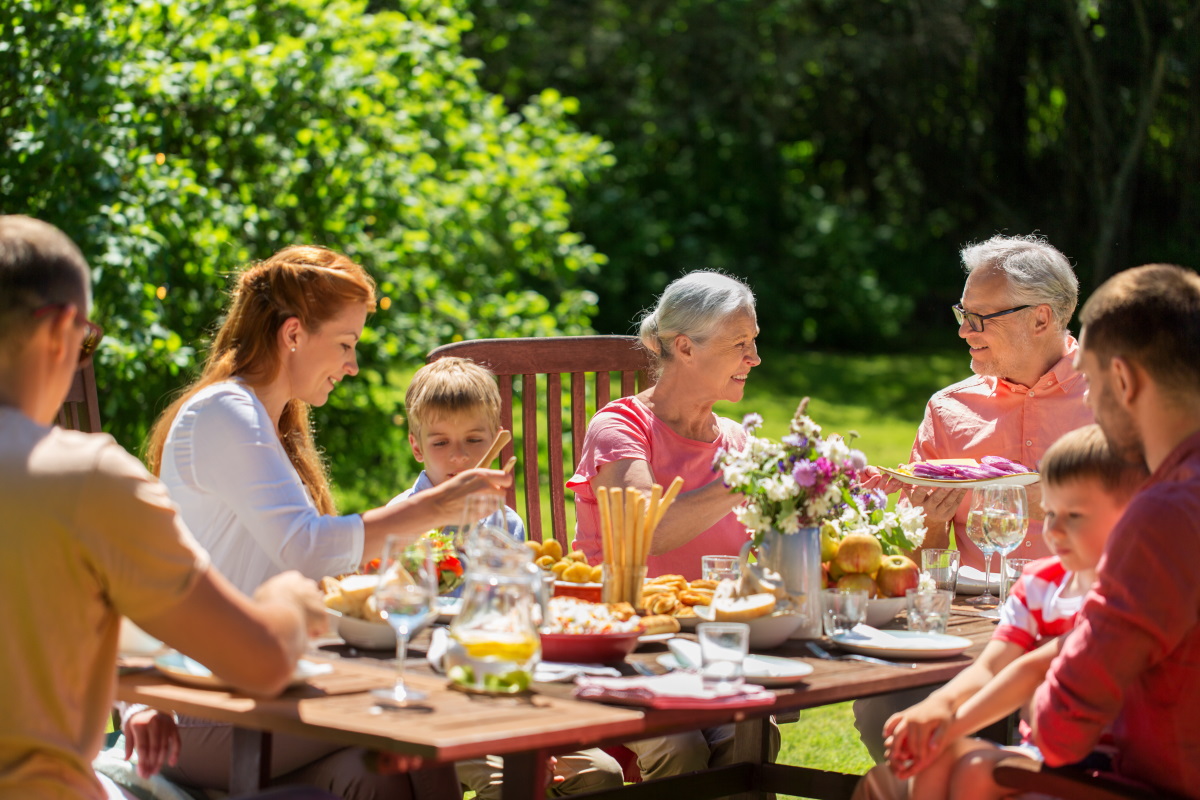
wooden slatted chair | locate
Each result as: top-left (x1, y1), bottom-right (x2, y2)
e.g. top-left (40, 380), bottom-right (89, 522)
top-left (57, 362), bottom-right (101, 433)
top-left (425, 335), bottom-right (655, 554)
top-left (994, 756), bottom-right (1187, 800)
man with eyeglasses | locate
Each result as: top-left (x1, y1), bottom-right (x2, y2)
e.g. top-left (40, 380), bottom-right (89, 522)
top-left (0, 216), bottom-right (338, 800)
top-left (853, 233), bottom-right (1093, 770)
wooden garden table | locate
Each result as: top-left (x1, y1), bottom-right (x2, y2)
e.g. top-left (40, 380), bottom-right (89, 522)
top-left (117, 608), bottom-right (998, 800)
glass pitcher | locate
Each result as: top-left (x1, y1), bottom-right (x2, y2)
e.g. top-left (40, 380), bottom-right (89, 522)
top-left (445, 495), bottom-right (546, 694)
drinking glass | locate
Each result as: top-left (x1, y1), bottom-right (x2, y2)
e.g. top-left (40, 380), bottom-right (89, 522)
top-left (822, 588), bottom-right (868, 637)
top-left (701, 555), bottom-right (740, 582)
top-left (906, 589), bottom-right (953, 634)
top-left (965, 484), bottom-right (1029, 609)
top-left (920, 549), bottom-right (961, 593)
top-left (1001, 557), bottom-right (1033, 604)
top-left (371, 536), bottom-right (437, 706)
top-left (697, 622), bottom-right (749, 692)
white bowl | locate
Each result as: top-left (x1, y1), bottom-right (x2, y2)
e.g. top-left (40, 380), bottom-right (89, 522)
top-left (865, 596), bottom-right (906, 627)
top-left (695, 606), bottom-right (803, 649)
top-left (336, 615), bottom-right (396, 650)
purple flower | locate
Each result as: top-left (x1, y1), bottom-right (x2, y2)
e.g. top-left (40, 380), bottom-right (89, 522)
top-left (859, 488), bottom-right (888, 511)
top-left (742, 413), bottom-right (763, 431)
top-left (848, 450), bottom-right (868, 471)
top-left (792, 460), bottom-right (819, 487)
top-left (782, 433), bottom-right (807, 449)
top-left (816, 457), bottom-right (836, 479)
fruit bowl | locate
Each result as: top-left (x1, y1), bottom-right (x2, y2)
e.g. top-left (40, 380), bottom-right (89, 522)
top-left (694, 606), bottom-right (803, 649)
top-left (539, 630), bottom-right (641, 663)
top-left (865, 596), bottom-right (907, 627)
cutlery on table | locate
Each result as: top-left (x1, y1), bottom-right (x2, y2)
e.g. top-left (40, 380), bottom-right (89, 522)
top-left (806, 641), bottom-right (917, 670)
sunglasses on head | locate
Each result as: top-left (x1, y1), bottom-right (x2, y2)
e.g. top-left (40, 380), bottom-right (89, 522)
top-left (32, 303), bottom-right (104, 367)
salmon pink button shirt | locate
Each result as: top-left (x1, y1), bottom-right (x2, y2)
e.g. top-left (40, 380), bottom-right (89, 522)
top-left (911, 337), bottom-right (1093, 569)
top-left (568, 396), bottom-right (749, 580)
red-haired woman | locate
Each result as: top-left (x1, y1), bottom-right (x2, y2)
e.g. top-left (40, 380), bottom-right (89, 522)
top-left (128, 246), bottom-right (509, 799)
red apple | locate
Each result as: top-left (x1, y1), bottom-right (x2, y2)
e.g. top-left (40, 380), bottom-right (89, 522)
top-left (876, 554), bottom-right (921, 598)
top-left (836, 572), bottom-right (878, 598)
top-left (833, 532), bottom-right (883, 576)
top-left (827, 558), bottom-right (848, 582)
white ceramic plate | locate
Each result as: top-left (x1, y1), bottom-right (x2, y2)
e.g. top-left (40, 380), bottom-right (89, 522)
top-left (637, 632), bottom-right (675, 645)
top-left (830, 630), bottom-right (972, 660)
top-left (656, 653), bottom-right (814, 686)
top-left (154, 652), bottom-right (331, 689)
top-left (878, 464), bottom-right (1039, 489)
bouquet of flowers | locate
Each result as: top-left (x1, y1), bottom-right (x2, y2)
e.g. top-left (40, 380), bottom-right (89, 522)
top-left (715, 398), bottom-right (926, 554)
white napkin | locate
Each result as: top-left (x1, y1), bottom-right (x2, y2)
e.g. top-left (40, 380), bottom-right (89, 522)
top-left (574, 671), bottom-right (776, 709)
top-left (842, 624), bottom-right (908, 645)
top-left (666, 638), bottom-right (701, 669)
top-left (956, 566), bottom-right (998, 591)
top-left (534, 663), bottom-right (622, 682)
top-left (426, 627), bottom-right (449, 673)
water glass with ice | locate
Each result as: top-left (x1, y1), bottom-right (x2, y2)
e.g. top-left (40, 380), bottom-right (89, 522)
top-left (920, 549), bottom-right (961, 593)
top-left (906, 589), bottom-right (953, 634)
top-left (696, 622), bottom-right (749, 692)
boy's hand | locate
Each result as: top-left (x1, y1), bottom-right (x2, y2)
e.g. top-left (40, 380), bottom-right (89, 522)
top-left (124, 709), bottom-right (180, 778)
top-left (883, 696), bottom-right (955, 778)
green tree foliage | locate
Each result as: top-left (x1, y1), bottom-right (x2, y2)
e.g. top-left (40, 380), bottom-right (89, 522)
top-left (1, 0), bottom-right (612, 506)
top-left (464, 0), bottom-right (1199, 345)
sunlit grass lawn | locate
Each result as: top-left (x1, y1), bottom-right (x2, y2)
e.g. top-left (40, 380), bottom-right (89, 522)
top-left (353, 344), bottom-right (970, 795)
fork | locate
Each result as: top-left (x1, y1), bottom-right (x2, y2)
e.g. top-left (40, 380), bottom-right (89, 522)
top-left (806, 641), bottom-right (917, 669)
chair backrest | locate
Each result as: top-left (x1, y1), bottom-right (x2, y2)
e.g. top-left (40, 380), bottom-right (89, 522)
top-left (426, 335), bottom-right (655, 551)
top-left (57, 362), bottom-right (101, 433)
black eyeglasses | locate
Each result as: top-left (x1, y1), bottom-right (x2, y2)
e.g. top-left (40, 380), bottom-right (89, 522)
top-left (952, 303), bottom-right (1032, 333)
top-left (32, 304), bottom-right (104, 367)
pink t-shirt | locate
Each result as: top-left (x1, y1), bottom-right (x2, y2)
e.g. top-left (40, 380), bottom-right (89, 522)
top-left (567, 396), bottom-right (749, 580)
top-left (912, 337), bottom-right (1093, 569)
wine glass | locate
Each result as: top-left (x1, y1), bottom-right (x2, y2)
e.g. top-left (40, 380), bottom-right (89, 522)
top-left (964, 484), bottom-right (1029, 609)
top-left (980, 484), bottom-right (1030, 602)
top-left (371, 536), bottom-right (437, 707)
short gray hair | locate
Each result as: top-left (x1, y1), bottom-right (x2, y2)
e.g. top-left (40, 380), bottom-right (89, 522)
top-left (637, 270), bottom-right (756, 369)
top-left (960, 234), bottom-right (1078, 330)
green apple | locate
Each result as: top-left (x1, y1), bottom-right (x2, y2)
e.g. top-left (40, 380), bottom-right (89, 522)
top-left (819, 520), bottom-right (842, 563)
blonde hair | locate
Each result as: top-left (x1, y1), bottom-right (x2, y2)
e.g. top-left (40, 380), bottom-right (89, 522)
top-left (146, 245), bottom-right (376, 514)
top-left (1041, 424), bottom-right (1148, 502)
top-left (406, 357), bottom-right (501, 441)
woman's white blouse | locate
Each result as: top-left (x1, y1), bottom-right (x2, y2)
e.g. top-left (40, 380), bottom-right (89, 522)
top-left (159, 380), bottom-right (364, 595)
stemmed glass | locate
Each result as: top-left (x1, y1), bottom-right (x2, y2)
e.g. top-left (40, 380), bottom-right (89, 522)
top-left (964, 484), bottom-right (1029, 609)
top-left (371, 536), bottom-right (437, 707)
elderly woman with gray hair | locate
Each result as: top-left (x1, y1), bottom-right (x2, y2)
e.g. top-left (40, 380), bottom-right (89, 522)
top-left (568, 270), bottom-right (761, 580)
top-left (568, 270), bottom-right (772, 782)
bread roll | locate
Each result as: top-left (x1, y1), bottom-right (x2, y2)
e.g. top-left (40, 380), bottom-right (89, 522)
top-left (638, 615), bottom-right (681, 635)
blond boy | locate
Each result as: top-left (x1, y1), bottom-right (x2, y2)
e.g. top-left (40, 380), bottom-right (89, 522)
top-left (389, 357), bottom-right (622, 798)
top-left (855, 424), bottom-right (1147, 800)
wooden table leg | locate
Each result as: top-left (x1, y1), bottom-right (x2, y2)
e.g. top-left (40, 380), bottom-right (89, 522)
top-left (230, 728), bottom-right (272, 795)
top-left (726, 717), bottom-right (770, 800)
top-left (501, 749), bottom-right (550, 800)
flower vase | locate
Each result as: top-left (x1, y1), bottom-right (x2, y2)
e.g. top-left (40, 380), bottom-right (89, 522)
top-left (756, 527), bottom-right (823, 639)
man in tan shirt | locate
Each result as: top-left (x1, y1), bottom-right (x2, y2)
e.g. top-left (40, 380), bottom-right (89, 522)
top-left (0, 215), bottom-right (333, 800)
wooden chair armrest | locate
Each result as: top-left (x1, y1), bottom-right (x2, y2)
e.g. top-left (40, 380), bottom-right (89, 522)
top-left (993, 755), bottom-right (1178, 800)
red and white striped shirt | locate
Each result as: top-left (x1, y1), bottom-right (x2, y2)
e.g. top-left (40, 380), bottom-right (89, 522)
top-left (994, 557), bottom-right (1084, 652)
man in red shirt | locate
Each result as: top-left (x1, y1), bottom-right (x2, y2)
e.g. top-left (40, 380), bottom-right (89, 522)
top-left (1034, 263), bottom-right (1200, 798)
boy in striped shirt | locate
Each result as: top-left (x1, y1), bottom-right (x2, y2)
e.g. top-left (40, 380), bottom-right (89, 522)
top-left (854, 423), bottom-right (1147, 800)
